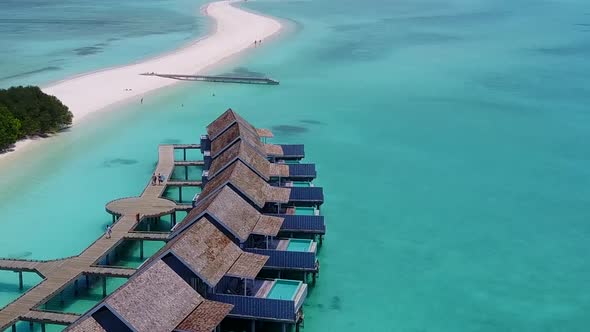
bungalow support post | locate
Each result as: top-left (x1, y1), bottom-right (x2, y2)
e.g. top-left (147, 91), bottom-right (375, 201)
top-left (140, 240), bottom-right (144, 260)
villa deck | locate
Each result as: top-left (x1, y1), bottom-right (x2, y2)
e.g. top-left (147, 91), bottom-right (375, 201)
top-left (0, 145), bottom-right (183, 331)
top-left (210, 278), bottom-right (307, 323)
top-left (245, 238), bottom-right (318, 272)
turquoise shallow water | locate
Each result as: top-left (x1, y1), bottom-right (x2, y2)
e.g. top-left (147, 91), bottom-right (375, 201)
top-left (1, 0), bottom-right (590, 331)
top-left (0, 0), bottom-right (211, 88)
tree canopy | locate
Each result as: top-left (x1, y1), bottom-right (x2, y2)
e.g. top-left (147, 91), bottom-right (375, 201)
top-left (0, 86), bottom-right (72, 151)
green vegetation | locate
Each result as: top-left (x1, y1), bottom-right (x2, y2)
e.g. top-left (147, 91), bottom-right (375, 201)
top-left (0, 86), bottom-right (72, 151)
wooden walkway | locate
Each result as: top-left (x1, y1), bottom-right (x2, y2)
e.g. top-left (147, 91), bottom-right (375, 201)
top-left (141, 72), bottom-right (280, 85)
top-left (0, 145), bottom-right (184, 330)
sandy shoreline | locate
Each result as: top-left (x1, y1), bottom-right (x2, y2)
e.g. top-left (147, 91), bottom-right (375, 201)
top-left (0, 0), bottom-right (281, 160)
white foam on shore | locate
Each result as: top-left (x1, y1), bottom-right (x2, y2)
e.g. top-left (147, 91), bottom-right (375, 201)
top-left (1, 0), bottom-right (281, 161)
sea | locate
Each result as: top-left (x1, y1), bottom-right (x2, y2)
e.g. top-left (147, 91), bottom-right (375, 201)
top-left (1, 0), bottom-right (589, 331)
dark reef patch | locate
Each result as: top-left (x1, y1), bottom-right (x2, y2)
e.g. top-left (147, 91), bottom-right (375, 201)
top-left (74, 46), bottom-right (103, 56)
top-left (330, 296), bottom-right (342, 311)
top-left (0, 66), bottom-right (61, 81)
top-left (386, 9), bottom-right (508, 26)
top-left (103, 158), bottom-right (138, 167)
top-left (221, 67), bottom-right (267, 78)
top-left (534, 41), bottom-right (590, 56)
top-left (321, 17), bottom-right (463, 62)
top-left (271, 125), bottom-right (308, 135)
top-left (300, 119), bottom-right (324, 125)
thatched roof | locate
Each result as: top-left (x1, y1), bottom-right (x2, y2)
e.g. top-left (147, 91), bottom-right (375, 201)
top-left (227, 252), bottom-right (269, 280)
top-left (269, 163), bottom-right (290, 177)
top-left (210, 122), bottom-right (264, 158)
top-left (178, 185), bottom-right (284, 242)
top-left (252, 215), bottom-right (284, 236)
top-left (206, 108), bottom-right (258, 140)
top-left (175, 300), bottom-right (234, 332)
top-left (200, 161), bottom-right (291, 209)
top-left (264, 144), bottom-right (284, 156)
top-left (168, 217), bottom-right (242, 287)
top-left (105, 260), bottom-right (203, 332)
top-left (209, 141), bottom-right (271, 181)
top-left (256, 128), bottom-right (274, 138)
top-left (66, 317), bottom-right (105, 332)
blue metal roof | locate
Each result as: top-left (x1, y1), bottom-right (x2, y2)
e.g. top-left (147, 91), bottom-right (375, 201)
top-left (279, 144), bottom-right (304, 158)
top-left (280, 215), bottom-right (325, 233)
top-left (288, 187), bottom-right (324, 203)
top-left (287, 164), bottom-right (316, 178)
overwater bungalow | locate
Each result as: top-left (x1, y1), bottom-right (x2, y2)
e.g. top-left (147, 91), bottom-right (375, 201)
top-left (203, 146), bottom-right (325, 236)
top-left (65, 259), bottom-right (232, 332)
top-left (162, 217), bottom-right (307, 330)
top-left (205, 141), bottom-right (317, 185)
top-left (201, 109), bottom-right (306, 162)
top-left (200, 160), bottom-right (324, 210)
top-left (171, 185), bottom-right (319, 275)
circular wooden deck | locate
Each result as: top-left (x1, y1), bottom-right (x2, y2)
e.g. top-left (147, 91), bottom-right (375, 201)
top-left (106, 196), bottom-right (177, 218)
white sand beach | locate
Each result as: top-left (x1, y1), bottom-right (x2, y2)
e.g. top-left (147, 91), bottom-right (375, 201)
top-left (1, 0), bottom-right (281, 160)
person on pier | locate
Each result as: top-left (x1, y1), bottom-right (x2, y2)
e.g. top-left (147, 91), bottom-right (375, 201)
top-left (105, 225), bottom-right (112, 239)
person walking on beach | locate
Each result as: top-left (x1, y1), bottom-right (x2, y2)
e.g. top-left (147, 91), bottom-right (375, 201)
top-left (105, 225), bottom-right (112, 239)
top-left (254, 40), bottom-right (257, 47)
top-left (136, 213), bottom-right (140, 223)
top-left (140, 97), bottom-right (143, 104)
top-left (151, 173), bottom-right (157, 185)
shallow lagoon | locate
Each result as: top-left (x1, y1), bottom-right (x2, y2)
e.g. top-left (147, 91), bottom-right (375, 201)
top-left (1, 0), bottom-right (590, 330)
